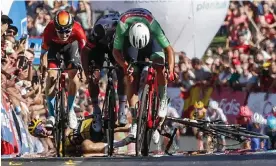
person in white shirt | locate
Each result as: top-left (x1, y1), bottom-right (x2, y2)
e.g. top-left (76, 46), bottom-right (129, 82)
top-left (205, 100), bottom-right (227, 153)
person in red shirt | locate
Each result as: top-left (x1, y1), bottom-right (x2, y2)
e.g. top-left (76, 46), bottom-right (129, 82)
top-left (40, 10), bottom-right (87, 130)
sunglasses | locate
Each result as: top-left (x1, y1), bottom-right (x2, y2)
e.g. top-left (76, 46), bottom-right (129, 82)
top-left (7, 30), bottom-right (17, 35)
top-left (56, 28), bottom-right (72, 34)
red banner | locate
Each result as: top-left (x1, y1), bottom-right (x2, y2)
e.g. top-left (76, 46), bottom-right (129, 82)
top-left (211, 87), bottom-right (247, 124)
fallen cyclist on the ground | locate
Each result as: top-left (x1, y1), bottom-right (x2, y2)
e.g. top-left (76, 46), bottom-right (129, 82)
top-left (28, 114), bottom-right (133, 156)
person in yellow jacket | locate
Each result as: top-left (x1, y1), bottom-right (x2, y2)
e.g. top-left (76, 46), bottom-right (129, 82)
top-left (190, 101), bottom-right (207, 151)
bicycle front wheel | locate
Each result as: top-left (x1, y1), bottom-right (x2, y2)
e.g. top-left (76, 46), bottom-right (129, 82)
top-left (54, 93), bottom-right (61, 157)
top-left (136, 84), bottom-right (149, 156)
top-left (107, 88), bottom-right (116, 156)
top-left (60, 88), bottom-right (67, 157)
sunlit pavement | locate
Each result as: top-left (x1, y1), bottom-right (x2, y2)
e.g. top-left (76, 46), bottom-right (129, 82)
top-left (2, 136), bottom-right (276, 166)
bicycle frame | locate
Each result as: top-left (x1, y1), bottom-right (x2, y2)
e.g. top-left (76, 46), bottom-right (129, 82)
top-left (144, 66), bottom-right (158, 129)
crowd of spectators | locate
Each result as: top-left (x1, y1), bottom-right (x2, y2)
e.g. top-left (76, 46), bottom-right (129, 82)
top-left (1, 10), bottom-right (95, 156)
top-left (26, 0), bottom-right (92, 37)
top-left (171, 1), bottom-right (276, 96)
top-left (2, 0), bottom-right (276, 157)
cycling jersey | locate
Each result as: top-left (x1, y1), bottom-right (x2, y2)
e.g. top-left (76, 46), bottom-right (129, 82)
top-left (113, 8), bottom-right (170, 50)
top-left (41, 20), bottom-right (87, 51)
top-left (205, 108), bottom-right (227, 123)
top-left (65, 115), bottom-right (103, 147)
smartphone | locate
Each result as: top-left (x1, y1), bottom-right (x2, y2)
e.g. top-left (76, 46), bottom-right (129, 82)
top-left (17, 56), bottom-right (27, 69)
top-left (19, 34), bottom-right (28, 43)
top-left (32, 75), bottom-right (39, 84)
top-left (30, 42), bottom-right (35, 49)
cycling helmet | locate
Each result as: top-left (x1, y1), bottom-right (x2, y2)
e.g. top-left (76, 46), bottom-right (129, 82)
top-left (209, 100), bottom-right (219, 110)
top-left (129, 22), bottom-right (150, 49)
top-left (92, 24), bottom-right (106, 41)
top-left (267, 115), bottom-right (276, 130)
top-left (28, 119), bottom-right (42, 136)
top-left (238, 106), bottom-right (253, 117)
top-left (194, 101), bottom-right (204, 109)
top-left (92, 13), bottom-right (119, 43)
top-left (54, 10), bottom-right (74, 32)
top-left (272, 106), bottom-right (276, 114)
top-left (252, 112), bottom-right (266, 124)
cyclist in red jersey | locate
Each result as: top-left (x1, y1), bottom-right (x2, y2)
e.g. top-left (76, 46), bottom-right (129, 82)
top-left (40, 10), bottom-right (87, 129)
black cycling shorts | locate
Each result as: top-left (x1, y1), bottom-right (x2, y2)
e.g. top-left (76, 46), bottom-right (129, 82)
top-left (47, 40), bottom-right (81, 69)
top-left (122, 35), bottom-right (163, 62)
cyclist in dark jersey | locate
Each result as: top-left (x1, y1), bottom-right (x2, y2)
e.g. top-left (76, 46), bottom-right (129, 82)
top-left (40, 10), bottom-right (87, 129)
top-left (81, 13), bottom-right (128, 127)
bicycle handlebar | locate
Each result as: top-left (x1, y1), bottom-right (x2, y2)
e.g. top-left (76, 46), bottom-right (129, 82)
top-left (128, 61), bottom-right (168, 68)
top-left (47, 67), bottom-right (83, 82)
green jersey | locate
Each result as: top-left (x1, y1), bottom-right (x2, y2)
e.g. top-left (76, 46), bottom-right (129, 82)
top-left (113, 8), bottom-right (170, 50)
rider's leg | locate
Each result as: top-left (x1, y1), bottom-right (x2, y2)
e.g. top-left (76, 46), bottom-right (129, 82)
top-left (45, 44), bottom-right (61, 125)
top-left (217, 135), bottom-right (226, 152)
top-left (116, 67), bottom-right (128, 125)
top-left (125, 73), bottom-right (139, 138)
top-left (63, 41), bottom-right (81, 129)
top-left (193, 127), bottom-right (204, 151)
top-left (151, 52), bottom-right (167, 119)
top-left (88, 49), bottom-right (105, 116)
top-left (45, 63), bottom-right (58, 127)
top-left (45, 70), bottom-right (57, 116)
top-left (123, 39), bottom-right (139, 138)
top-left (89, 69), bottom-right (102, 115)
top-left (149, 39), bottom-right (168, 120)
top-left (206, 135), bottom-right (212, 153)
top-left (67, 68), bottom-right (80, 129)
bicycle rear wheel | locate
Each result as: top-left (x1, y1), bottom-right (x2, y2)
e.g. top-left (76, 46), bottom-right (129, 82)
top-left (136, 84), bottom-right (149, 156)
top-left (210, 125), bottom-right (270, 139)
top-left (107, 88), bottom-right (116, 156)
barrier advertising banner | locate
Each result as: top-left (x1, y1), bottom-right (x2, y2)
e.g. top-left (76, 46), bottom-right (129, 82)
top-left (211, 87), bottom-right (247, 124)
top-left (167, 88), bottom-right (184, 117)
top-left (247, 93), bottom-right (276, 117)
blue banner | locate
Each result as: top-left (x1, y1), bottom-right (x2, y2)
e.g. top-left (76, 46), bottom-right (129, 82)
top-left (8, 1), bottom-right (27, 40)
top-left (28, 38), bottom-right (42, 65)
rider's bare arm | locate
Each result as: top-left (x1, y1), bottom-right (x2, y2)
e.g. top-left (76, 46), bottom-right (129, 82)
top-left (164, 45), bottom-right (175, 73)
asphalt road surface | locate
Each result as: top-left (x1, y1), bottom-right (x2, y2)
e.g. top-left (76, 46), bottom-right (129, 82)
top-left (2, 136), bottom-right (276, 166)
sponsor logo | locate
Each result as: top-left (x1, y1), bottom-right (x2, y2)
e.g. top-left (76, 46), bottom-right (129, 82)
top-left (219, 98), bottom-right (240, 116)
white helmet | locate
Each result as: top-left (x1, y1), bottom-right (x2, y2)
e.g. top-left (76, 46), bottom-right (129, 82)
top-left (129, 22), bottom-right (150, 49)
top-left (209, 100), bottom-right (219, 110)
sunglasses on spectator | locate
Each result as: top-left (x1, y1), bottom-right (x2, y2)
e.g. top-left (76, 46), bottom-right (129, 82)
top-left (7, 30), bottom-right (17, 35)
top-left (56, 28), bottom-right (72, 34)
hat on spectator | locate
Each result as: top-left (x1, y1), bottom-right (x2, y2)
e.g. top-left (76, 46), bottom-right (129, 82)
top-left (205, 57), bottom-right (214, 65)
top-left (1, 15), bottom-right (13, 24)
top-left (7, 25), bottom-right (18, 35)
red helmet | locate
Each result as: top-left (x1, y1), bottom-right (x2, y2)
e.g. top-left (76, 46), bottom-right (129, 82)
top-left (239, 106), bottom-right (253, 117)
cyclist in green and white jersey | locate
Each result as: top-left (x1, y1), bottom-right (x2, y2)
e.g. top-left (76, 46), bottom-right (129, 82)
top-left (112, 8), bottom-right (176, 144)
